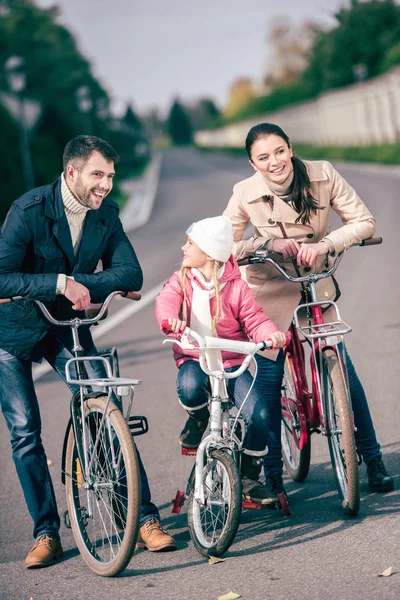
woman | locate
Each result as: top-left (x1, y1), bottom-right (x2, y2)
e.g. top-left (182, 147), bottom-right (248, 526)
top-left (223, 122), bottom-right (393, 498)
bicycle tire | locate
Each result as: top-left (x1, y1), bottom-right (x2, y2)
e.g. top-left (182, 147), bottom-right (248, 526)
top-left (187, 449), bottom-right (242, 557)
top-left (281, 354), bottom-right (311, 482)
top-left (65, 396), bottom-right (141, 576)
top-left (322, 348), bottom-right (360, 517)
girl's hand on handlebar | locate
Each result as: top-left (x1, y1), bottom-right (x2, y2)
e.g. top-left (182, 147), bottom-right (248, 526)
top-left (266, 331), bottom-right (286, 349)
top-left (296, 241), bottom-right (329, 268)
top-left (271, 238), bottom-right (300, 258)
top-left (164, 318), bottom-right (187, 334)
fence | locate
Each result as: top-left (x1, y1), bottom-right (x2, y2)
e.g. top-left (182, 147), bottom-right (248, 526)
top-left (195, 66), bottom-right (400, 148)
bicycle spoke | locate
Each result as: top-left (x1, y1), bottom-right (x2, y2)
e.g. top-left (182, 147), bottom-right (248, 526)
top-left (66, 396), bottom-right (140, 575)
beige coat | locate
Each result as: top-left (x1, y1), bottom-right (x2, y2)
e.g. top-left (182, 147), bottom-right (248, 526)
top-left (223, 160), bottom-right (376, 344)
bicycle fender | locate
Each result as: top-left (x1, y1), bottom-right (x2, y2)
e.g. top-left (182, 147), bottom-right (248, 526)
top-left (61, 390), bottom-right (106, 485)
top-left (61, 417), bottom-right (72, 486)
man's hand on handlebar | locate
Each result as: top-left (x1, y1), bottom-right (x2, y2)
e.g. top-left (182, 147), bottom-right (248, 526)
top-left (64, 279), bottom-right (91, 311)
top-left (296, 241), bottom-right (330, 268)
top-left (266, 331), bottom-right (287, 350)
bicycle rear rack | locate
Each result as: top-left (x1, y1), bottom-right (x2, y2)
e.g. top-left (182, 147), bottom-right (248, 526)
top-left (293, 301), bottom-right (352, 340)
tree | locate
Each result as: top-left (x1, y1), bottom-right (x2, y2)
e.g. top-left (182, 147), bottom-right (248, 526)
top-left (123, 104), bottom-right (143, 133)
top-left (185, 98), bottom-right (221, 130)
top-left (302, 0), bottom-right (400, 92)
top-left (0, 0), bottom-right (114, 216)
top-left (263, 17), bottom-right (315, 88)
top-left (223, 78), bottom-right (255, 119)
top-left (167, 100), bottom-right (193, 145)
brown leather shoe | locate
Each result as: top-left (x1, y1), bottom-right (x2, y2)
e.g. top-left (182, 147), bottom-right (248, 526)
top-left (25, 535), bottom-right (63, 569)
top-left (136, 518), bottom-right (177, 552)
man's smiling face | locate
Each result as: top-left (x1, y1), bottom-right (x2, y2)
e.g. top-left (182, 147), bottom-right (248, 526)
top-left (66, 150), bottom-right (115, 209)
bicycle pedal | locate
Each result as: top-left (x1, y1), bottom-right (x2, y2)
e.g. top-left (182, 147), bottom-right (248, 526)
top-left (181, 447), bottom-right (197, 456)
top-left (63, 509), bottom-right (71, 529)
top-left (242, 499), bottom-right (271, 510)
top-left (128, 415), bottom-right (148, 436)
top-left (172, 490), bottom-right (186, 514)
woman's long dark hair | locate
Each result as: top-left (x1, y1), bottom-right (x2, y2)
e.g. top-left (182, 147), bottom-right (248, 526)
top-left (245, 123), bottom-right (322, 225)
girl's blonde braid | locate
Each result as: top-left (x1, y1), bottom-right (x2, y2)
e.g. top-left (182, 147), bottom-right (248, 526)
top-left (179, 266), bottom-right (188, 322)
top-left (211, 260), bottom-right (224, 336)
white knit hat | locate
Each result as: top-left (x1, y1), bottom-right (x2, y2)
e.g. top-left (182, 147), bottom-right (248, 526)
top-left (186, 215), bottom-right (233, 262)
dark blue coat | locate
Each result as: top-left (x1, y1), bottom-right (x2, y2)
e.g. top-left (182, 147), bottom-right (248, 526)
top-left (0, 178), bottom-right (143, 361)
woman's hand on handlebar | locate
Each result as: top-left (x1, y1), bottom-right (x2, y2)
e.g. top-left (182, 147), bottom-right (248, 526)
top-left (271, 238), bottom-right (300, 258)
top-left (266, 331), bottom-right (286, 350)
top-left (64, 279), bottom-right (91, 311)
top-left (163, 317), bottom-right (187, 334)
top-left (296, 241), bottom-right (330, 268)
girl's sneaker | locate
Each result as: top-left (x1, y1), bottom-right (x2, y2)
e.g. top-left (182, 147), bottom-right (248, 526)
top-left (242, 476), bottom-right (277, 505)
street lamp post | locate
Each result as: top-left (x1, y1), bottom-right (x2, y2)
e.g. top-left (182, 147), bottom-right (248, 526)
top-left (5, 56), bottom-right (35, 190)
top-left (76, 85), bottom-right (93, 134)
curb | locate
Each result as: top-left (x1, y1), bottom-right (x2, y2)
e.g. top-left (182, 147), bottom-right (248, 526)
top-left (120, 152), bottom-right (163, 232)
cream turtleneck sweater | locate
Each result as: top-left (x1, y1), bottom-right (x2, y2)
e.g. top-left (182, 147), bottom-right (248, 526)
top-left (56, 174), bottom-right (91, 295)
top-left (263, 169), bottom-right (294, 200)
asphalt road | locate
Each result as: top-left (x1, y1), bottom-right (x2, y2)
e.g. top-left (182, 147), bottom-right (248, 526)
top-left (0, 148), bottom-right (399, 600)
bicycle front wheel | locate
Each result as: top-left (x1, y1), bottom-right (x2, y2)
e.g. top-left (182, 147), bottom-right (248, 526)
top-left (187, 449), bottom-right (242, 557)
top-left (281, 354), bottom-right (311, 482)
top-left (65, 396), bottom-right (141, 576)
top-left (323, 349), bottom-right (360, 517)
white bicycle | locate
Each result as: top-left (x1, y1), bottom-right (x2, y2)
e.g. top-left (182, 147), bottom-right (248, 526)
top-left (162, 321), bottom-right (275, 557)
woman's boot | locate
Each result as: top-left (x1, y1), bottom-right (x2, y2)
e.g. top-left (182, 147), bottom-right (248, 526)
top-left (179, 406), bottom-right (209, 449)
top-left (241, 453), bottom-right (277, 505)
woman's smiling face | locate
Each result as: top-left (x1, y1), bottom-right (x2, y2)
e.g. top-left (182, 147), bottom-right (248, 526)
top-left (249, 134), bottom-right (293, 184)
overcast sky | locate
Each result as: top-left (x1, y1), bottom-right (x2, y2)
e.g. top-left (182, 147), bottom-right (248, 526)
top-left (35, 0), bottom-right (345, 116)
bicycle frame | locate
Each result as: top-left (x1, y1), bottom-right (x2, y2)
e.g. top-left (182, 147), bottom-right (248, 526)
top-left (241, 241), bottom-right (381, 450)
top-left (33, 292), bottom-right (142, 496)
top-left (163, 328), bottom-right (271, 505)
top-left (285, 285), bottom-right (353, 446)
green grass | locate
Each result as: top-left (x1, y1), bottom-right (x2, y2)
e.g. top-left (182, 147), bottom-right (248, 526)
top-left (196, 143), bottom-right (400, 165)
top-left (294, 143), bottom-right (400, 164)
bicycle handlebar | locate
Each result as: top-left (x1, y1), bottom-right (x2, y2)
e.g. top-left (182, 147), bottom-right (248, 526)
top-left (237, 237), bottom-right (382, 284)
top-left (161, 319), bottom-right (281, 380)
top-left (0, 290), bottom-right (141, 326)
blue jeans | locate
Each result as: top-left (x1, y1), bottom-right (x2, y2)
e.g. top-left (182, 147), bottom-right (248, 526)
top-left (176, 360), bottom-right (269, 452)
top-left (255, 347), bottom-right (381, 478)
top-left (0, 333), bottom-right (159, 540)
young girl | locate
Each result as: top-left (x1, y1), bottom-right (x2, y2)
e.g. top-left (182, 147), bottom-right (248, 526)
top-left (155, 215), bottom-right (286, 505)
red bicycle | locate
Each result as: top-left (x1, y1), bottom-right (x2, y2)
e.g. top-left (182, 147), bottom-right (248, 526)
top-left (240, 237), bottom-right (382, 517)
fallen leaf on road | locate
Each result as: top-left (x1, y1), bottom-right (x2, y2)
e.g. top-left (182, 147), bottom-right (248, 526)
top-left (377, 567), bottom-right (397, 577)
top-left (209, 556), bottom-right (226, 565)
top-left (217, 591), bottom-right (241, 600)
top-left (47, 459), bottom-right (53, 466)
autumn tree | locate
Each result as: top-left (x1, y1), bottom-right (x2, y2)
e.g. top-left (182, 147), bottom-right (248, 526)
top-left (263, 17), bottom-right (315, 89)
top-left (223, 78), bottom-right (255, 119)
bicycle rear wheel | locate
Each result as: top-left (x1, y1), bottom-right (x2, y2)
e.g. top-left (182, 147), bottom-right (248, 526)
top-left (323, 348), bottom-right (360, 517)
top-left (281, 354), bottom-right (311, 482)
top-left (187, 449), bottom-right (242, 557)
top-left (65, 396), bottom-right (141, 576)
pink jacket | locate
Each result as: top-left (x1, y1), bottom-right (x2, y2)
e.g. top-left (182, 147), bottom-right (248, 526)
top-left (155, 256), bottom-right (280, 368)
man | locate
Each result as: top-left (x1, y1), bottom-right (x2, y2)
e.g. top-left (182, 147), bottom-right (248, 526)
top-left (0, 135), bottom-right (176, 568)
